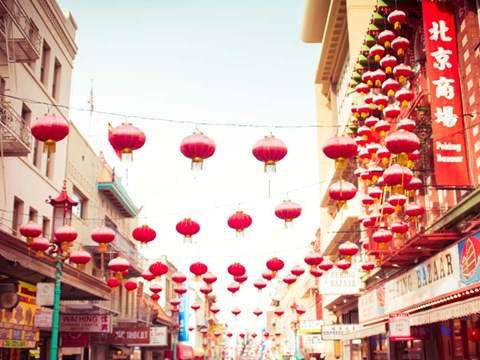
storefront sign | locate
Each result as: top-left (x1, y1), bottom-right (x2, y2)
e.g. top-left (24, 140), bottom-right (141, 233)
top-left (384, 246), bottom-right (460, 314)
top-left (36, 283), bottom-right (54, 306)
top-left (319, 269), bottom-right (360, 295)
top-left (150, 326), bottom-right (168, 346)
top-left (389, 313), bottom-right (410, 340)
top-left (60, 333), bottom-right (90, 347)
top-left (178, 284), bottom-right (189, 342)
top-left (300, 320), bottom-right (324, 333)
top-left (0, 339), bottom-right (36, 348)
top-left (34, 308), bottom-right (53, 328)
top-left (458, 233), bottom-right (480, 285)
top-left (422, 0), bottom-right (470, 185)
top-left (358, 286), bottom-right (385, 323)
top-left (321, 324), bottom-right (361, 340)
top-left (301, 334), bottom-right (324, 351)
top-left (109, 327), bottom-right (150, 345)
top-left (59, 314), bottom-right (111, 333)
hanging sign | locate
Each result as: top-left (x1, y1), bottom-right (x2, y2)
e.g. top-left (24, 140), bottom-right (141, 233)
top-left (319, 269), bottom-right (360, 295)
top-left (422, 0), bottom-right (470, 186)
top-left (389, 313), bottom-right (410, 340)
top-left (59, 314), bottom-right (111, 333)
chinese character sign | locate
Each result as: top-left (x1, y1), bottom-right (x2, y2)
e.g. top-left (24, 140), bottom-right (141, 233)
top-left (422, 1), bottom-right (470, 186)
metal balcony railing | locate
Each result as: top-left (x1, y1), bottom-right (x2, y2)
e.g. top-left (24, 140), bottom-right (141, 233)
top-left (0, 97), bottom-right (31, 156)
top-left (0, 0), bottom-right (41, 62)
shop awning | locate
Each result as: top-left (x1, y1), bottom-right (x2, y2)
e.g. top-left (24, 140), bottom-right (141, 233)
top-left (165, 344), bottom-right (194, 360)
top-left (342, 322), bottom-right (386, 341)
top-left (409, 297), bottom-right (480, 326)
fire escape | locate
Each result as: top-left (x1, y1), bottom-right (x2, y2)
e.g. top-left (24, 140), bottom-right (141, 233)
top-left (0, 0), bottom-right (41, 156)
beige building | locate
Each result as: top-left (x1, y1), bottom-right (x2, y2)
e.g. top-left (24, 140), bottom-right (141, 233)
top-left (300, 1), bottom-right (376, 359)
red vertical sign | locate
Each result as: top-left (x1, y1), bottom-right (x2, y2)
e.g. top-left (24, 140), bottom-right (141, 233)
top-left (422, 1), bottom-right (470, 186)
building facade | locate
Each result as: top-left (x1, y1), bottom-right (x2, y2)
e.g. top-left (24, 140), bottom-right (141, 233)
top-left (302, 0), bottom-right (480, 359)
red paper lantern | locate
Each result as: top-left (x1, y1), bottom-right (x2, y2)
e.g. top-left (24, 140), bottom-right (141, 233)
top-left (291, 265), bottom-right (305, 277)
top-left (361, 262), bottom-right (375, 274)
top-left (393, 64), bottom-right (413, 84)
top-left (372, 228), bottom-right (393, 245)
top-left (383, 164), bottom-right (413, 190)
top-left (263, 332), bottom-right (270, 338)
top-left (180, 132), bottom-right (216, 171)
top-left (266, 257), bottom-right (284, 278)
top-left (214, 330), bottom-right (222, 337)
top-left (69, 250), bottom-right (91, 270)
top-left (107, 278), bottom-right (121, 289)
top-left (295, 306), bottom-right (306, 316)
top-left (31, 114), bottom-right (69, 153)
top-left (262, 269), bottom-right (274, 281)
top-left (53, 225), bottom-right (78, 250)
top-left (108, 257), bottom-right (130, 280)
top-left (388, 9), bottom-right (406, 30)
top-left (328, 180), bottom-right (357, 206)
top-left (200, 285), bottom-right (213, 295)
top-left (190, 261), bottom-right (208, 278)
top-left (173, 286), bottom-right (187, 295)
top-left (191, 302), bottom-right (201, 311)
top-left (369, 44), bottom-right (385, 62)
top-left (323, 136), bottom-right (358, 170)
top-left (124, 281), bottom-right (138, 292)
top-left (362, 71), bottom-right (373, 87)
top-left (239, 333), bottom-right (245, 339)
top-left (355, 83), bottom-right (370, 95)
top-left (253, 279), bottom-right (268, 292)
top-left (336, 259), bottom-right (352, 271)
top-left (253, 308), bottom-right (263, 317)
top-left (210, 305), bottom-right (220, 314)
top-left (310, 268), bottom-right (324, 277)
top-left (382, 78), bottom-right (400, 98)
top-left (252, 135), bottom-right (288, 173)
top-left (405, 203), bottom-right (424, 222)
top-left (385, 131), bottom-right (420, 166)
top-left (282, 274), bottom-right (297, 286)
top-left (19, 222), bottom-right (42, 245)
top-left (391, 220), bottom-right (409, 237)
top-left (91, 226), bottom-right (115, 252)
top-left (391, 36), bottom-right (410, 56)
top-left (141, 270), bottom-right (155, 282)
top-left (176, 218), bottom-right (200, 243)
top-left (304, 252), bottom-right (324, 270)
top-left (234, 274), bottom-right (248, 284)
top-left (383, 104), bottom-right (401, 119)
top-left (29, 237), bottom-right (50, 257)
top-left (319, 259), bottom-right (334, 272)
top-left (149, 261), bottom-right (169, 278)
top-left (275, 200), bottom-right (302, 228)
top-left (227, 282), bottom-right (241, 295)
top-left (202, 272), bottom-right (217, 284)
top-left (172, 272), bottom-right (187, 285)
top-left (395, 89), bottom-right (415, 107)
top-left (132, 224), bottom-right (156, 247)
top-left (150, 293), bottom-right (160, 302)
top-left (200, 328), bottom-right (208, 336)
top-left (372, 94), bottom-right (389, 111)
top-left (150, 283), bottom-right (162, 294)
top-left (397, 118), bottom-right (417, 132)
top-left (189, 327), bottom-right (195, 332)
top-left (227, 211), bottom-right (252, 237)
top-left (108, 122), bottom-right (146, 161)
top-left (274, 307), bottom-right (284, 317)
top-left (371, 69), bottom-right (386, 88)
top-left (379, 54), bottom-right (398, 74)
top-left (226, 332), bottom-right (233, 338)
top-left (232, 307), bottom-right (241, 316)
top-left (378, 29), bottom-right (396, 48)
top-left (171, 298), bottom-right (181, 307)
top-left (227, 262), bottom-right (246, 277)
top-left (338, 241), bottom-right (359, 261)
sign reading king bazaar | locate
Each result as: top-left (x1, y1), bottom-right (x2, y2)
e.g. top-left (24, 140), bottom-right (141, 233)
top-left (422, 0), bottom-right (470, 186)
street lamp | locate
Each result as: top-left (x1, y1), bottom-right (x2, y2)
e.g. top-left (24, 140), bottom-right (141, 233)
top-left (46, 181), bottom-right (79, 360)
top-left (290, 302), bottom-right (306, 360)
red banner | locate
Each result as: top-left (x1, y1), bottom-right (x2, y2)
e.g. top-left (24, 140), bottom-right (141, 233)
top-left (60, 333), bottom-right (90, 348)
top-left (422, 1), bottom-right (470, 186)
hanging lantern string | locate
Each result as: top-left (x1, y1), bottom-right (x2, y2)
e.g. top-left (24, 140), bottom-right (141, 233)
top-left (5, 93), bottom-right (338, 129)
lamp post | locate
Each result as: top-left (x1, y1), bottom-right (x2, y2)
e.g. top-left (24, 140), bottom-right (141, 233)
top-left (170, 301), bottom-right (180, 360)
top-left (290, 302), bottom-right (306, 360)
top-left (46, 181), bottom-right (78, 360)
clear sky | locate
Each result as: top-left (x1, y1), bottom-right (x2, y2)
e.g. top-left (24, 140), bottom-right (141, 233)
top-left (58, 0), bottom-right (322, 330)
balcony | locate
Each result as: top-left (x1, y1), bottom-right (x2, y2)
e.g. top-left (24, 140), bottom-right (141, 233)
top-left (0, 97), bottom-right (31, 156)
top-left (0, 0), bottom-right (41, 62)
top-left (86, 228), bottom-right (147, 278)
top-left (98, 174), bottom-right (139, 218)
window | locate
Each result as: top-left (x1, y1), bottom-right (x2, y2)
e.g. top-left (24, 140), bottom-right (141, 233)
top-left (42, 216), bottom-right (50, 239)
top-left (52, 58), bottom-right (61, 99)
top-left (45, 152), bottom-right (54, 179)
top-left (71, 188), bottom-right (87, 219)
top-left (32, 139), bottom-right (42, 168)
top-left (28, 207), bottom-right (38, 222)
top-left (40, 41), bottom-right (50, 86)
top-left (12, 197), bottom-right (24, 236)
